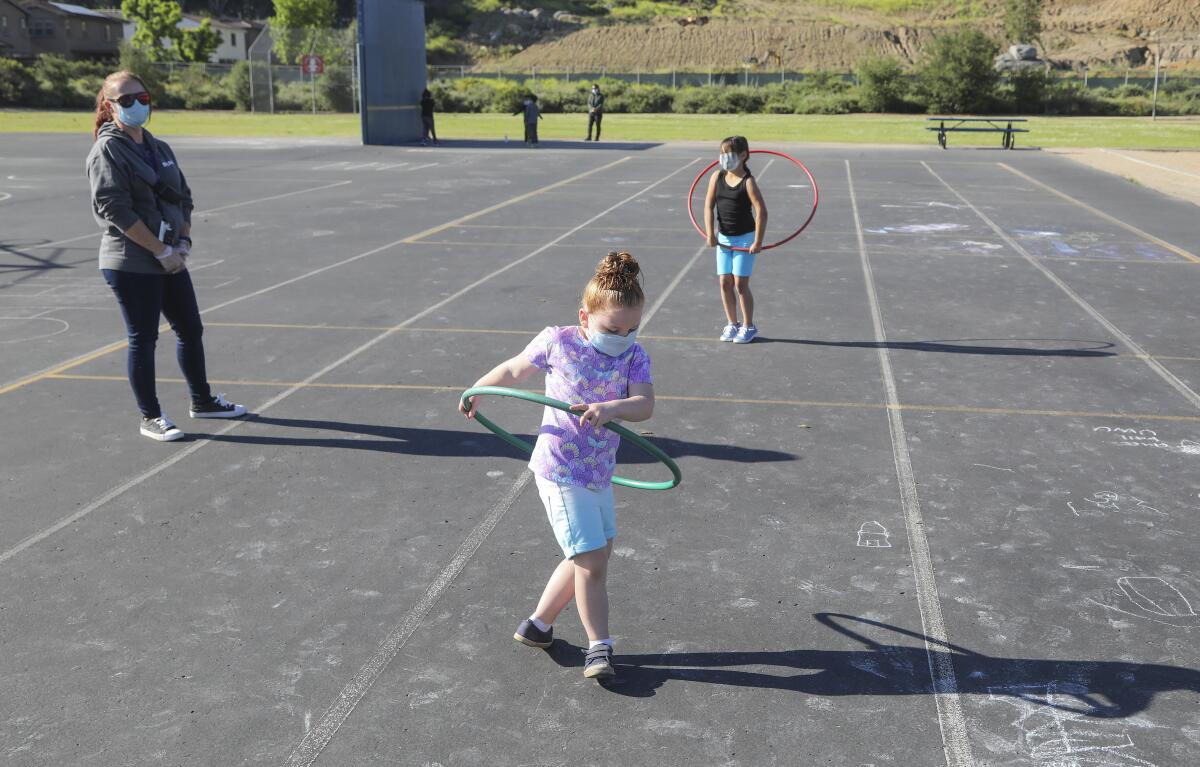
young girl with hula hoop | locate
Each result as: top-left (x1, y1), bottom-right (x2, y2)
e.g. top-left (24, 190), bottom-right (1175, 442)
top-left (703, 135), bottom-right (768, 344)
top-left (459, 252), bottom-right (654, 681)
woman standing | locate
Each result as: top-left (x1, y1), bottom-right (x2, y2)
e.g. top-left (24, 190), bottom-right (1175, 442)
top-left (86, 71), bottom-right (245, 441)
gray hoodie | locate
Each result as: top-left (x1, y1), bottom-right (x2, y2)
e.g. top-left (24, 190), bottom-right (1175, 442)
top-left (85, 122), bottom-right (193, 274)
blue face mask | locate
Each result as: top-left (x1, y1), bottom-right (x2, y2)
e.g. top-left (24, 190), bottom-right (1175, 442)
top-left (116, 100), bottom-right (150, 128)
top-left (719, 152), bottom-right (739, 171)
top-left (588, 327), bottom-right (637, 357)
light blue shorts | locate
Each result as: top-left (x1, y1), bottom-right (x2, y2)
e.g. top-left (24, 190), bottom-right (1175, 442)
top-left (534, 475), bottom-right (615, 558)
top-left (716, 231), bottom-right (757, 277)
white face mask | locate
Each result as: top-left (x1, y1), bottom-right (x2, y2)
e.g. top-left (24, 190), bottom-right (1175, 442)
top-left (719, 152), bottom-right (739, 171)
top-left (587, 328), bottom-right (637, 357)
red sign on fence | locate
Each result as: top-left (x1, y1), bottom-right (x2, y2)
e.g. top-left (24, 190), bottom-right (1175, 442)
top-left (302, 55), bottom-right (325, 75)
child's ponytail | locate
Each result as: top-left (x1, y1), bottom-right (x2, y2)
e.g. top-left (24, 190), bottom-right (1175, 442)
top-left (583, 251), bottom-right (644, 311)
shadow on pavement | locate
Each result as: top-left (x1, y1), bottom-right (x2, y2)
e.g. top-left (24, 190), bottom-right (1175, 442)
top-left (543, 613), bottom-right (1198, 714)
top-left (754, 336), bottom-right (1117, 357)
top-left (198, 415), bottom-right (797, 464)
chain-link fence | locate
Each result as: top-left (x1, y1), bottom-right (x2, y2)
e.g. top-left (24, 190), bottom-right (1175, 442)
top-left (429, 65), bottom-right (1200, 91)
top-left (245, 24), bottom-right (359, 114)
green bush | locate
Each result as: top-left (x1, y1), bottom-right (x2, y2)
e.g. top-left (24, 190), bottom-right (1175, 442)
top-left (608, 84), bottom-right (674, 113)
top-left (856, 56), bottom-right (907, 112)
top-left (0, 58), bottom-right (36, 106)
top-left (274, 80), bottom-right (321, 111)
top-left (794, 91), bottom-right (860, 114)
top-left (672, 85), bottom-right (764, 114)
top-left (30, 55), bottom-right (106, 108)
top-left (1002, 69), bottom-right (1049, 113)
top-left (227, 61), bottom-right (252, 110)
top-left (319, 66), bottom-right (355, 112)
top-left (165, 64), bottom-right (234, 110)
top-left (916, 29), bottom-right (1000, 113)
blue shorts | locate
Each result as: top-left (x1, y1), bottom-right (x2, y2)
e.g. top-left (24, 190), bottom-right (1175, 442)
top-left (716, 231), bottom-right (757, 277)
top-left (535, 475), bottom-right (615, 558)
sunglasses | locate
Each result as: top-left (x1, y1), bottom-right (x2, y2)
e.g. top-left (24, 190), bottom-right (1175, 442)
top-left (109, 91), bottom-right (151, 109)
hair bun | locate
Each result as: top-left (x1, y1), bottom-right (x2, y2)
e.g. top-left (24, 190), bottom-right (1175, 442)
top-left (596, 251), bottom-right (640, 285)
top-left (583, 251), bottom-right (644, 309)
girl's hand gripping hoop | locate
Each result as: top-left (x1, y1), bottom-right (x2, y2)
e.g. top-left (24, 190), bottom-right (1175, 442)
top-left (459, 385), bottom-right (682, 491)
top-left (688, 149), bottom-right (819, 252)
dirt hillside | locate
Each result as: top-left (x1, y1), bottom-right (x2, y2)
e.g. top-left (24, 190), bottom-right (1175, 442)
top-left (487, 0), bottom-right (1199, 71)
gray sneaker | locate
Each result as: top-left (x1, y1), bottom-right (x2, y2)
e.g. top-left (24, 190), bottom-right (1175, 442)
top-left (583, 644), bottom-right (615, 679)
top-left (140, 415), bottom-right (184, 442)
top-left (733, 324), bottom-right (758, 344)
top-left (720, 322), bottom-right (740, 342)
top-left (513, 619), bottom-right (553, 649)
top-left (190, 393), bottom-right (246, 419)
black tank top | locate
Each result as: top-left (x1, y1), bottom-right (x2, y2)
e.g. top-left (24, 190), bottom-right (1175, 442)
top-left (714, 171), bottom-right (756, 236)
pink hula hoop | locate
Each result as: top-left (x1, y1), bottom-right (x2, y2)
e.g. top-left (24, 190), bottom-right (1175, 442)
top-left (687, 149), bottom-right (819, 252)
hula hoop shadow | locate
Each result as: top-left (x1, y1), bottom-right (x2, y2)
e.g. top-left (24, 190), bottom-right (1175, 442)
top-left (459, 385), bottom-right (682, 491)
top-left (688, 149), bottom-right (819, 252)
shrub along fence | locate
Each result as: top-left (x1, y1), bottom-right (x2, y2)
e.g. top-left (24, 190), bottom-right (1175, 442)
top-left (3, 53), bottom-right (1199, 116)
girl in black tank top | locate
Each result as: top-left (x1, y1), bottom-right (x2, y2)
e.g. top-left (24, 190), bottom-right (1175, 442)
top-left (702, 135), bottom-right (769, 343)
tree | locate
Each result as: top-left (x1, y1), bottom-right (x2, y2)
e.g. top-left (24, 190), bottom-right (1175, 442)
top-left (1003, 0), bottom-right (1042, 45)
top-left (270, 0), bottom-right (338, 65)
top-left (176, 18), bottom-right (222, 63)
top-left (122, 0), bottom-right (222, 63)
top-left (123, 0), bottom-right (184, 62)
top-left (856, 55), bottom-right (907, 112)
top-left (917, 29), bottom-right (1000, 114)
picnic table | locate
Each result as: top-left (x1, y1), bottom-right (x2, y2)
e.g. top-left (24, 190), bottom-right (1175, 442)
top-left (926, 117), bottom-right (1029, 149)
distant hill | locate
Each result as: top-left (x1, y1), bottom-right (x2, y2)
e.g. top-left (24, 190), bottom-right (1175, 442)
top-left (446, 0), bottom-right (1199, 71)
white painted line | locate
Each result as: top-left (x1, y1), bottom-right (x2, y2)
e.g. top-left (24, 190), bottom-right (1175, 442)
top-left (0, 159), bottom-right (631, 395)
top-left (283, 471), bottom-right (533, 767)
top-left (16, 181), bottom-right (354, 253)
top-left (846, 160), bottom-right (975, 767)
top-left (642, 245), bottom-right (707, 330)
top-left (198, 181), bottom-right (352, 215)
top-left (0, 157), bottom-right (642, 552)
top-left (281, 159), bottom-right (702, 766)
top-left (924, 161), bottom-right (1200, 412)
top-left (0, 156), bottom-right (693, 569)
top-left (1099, 149), bottom-right (1200, 181)
top-left (997, 163), bottom-right (1198, 264)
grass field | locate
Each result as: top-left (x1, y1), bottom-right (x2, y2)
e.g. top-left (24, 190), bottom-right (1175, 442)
top-left (3, 110), bottom-right (1198, 149)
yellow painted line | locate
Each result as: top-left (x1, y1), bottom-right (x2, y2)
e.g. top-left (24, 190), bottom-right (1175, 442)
top-left (0, 340), bottom-right (130, 396)
top-left (1, 156), bottom-right (633, 397)
top-left (999, 163), bottom-right (1200, 264)
top-left (44, 374), bottom-right (1200, 423)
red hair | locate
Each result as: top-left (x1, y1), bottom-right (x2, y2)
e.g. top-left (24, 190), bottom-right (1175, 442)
top-left (93, 71), bottom-right (147, 139)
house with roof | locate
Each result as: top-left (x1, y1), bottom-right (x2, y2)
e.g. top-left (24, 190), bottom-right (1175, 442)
top-left (0, 0), bottom-right (34, 59)
top-left (180, 15), bottom-right (263, 63)
top-left (3, 1), bottom-right (123, 61)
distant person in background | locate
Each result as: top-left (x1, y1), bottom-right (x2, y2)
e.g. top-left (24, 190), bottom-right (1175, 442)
top-left (513, 94), bottom-right (544, 146)
top-left (86, 70), bottom-right (246, 442)
top-left (420, 88), bottom-right (439, 146)
top-left (586, 84), bottom-right (604, 141)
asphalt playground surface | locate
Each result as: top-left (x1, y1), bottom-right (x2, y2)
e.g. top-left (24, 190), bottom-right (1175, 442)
top-left (1, 133), bottom-right (1199, 767)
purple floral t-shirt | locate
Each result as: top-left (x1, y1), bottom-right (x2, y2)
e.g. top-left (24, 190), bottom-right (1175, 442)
top-left (523, 325), bottom-right (652, 491)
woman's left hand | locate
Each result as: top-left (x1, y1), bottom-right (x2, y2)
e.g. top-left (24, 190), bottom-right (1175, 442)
top-left (570, 401), bottom-right (613, 429)
top-left (749, 242), bottom-right (762, 254)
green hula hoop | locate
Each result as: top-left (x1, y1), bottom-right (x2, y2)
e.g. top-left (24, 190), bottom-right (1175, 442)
top-left (459, 385), bottom-right (682, 491)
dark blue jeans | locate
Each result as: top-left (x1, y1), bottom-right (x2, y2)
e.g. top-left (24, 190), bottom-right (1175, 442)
top-left (102, 268), bottom-right (211, 419)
